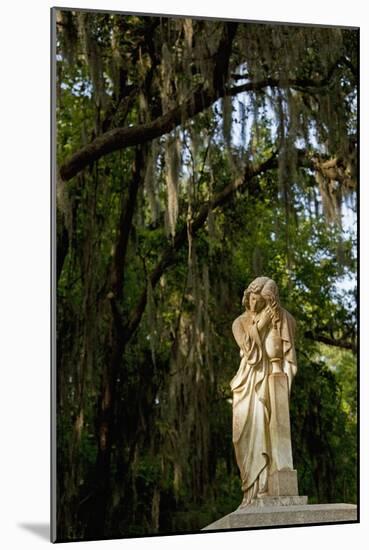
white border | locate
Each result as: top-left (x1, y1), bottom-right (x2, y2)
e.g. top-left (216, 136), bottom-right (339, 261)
top-left (0, 1), bottom-right (366, 548)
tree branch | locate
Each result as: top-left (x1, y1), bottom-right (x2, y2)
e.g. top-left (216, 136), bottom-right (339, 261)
top-left (230, 56), bottom-right (347, 95)
top-left (124, 151), bottom-right (278, 341)
top-left (227, 70), bottom-right (344, 98)
top-left (123, 147), bottom-right (352, 345)
top-left (60, 23), bottom-right (237, 182)
top-left (304, 330), bottom-right (356, 352)
top-left (59, 77), bottom-right (309, 182)
top-left (111, 147), bottom-right (144, 302)
top-left (61, 26), bottom-right (346, 184)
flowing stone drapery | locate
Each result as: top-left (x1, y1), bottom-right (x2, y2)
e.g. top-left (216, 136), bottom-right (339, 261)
top-left (231, 277), bottom-right (298, 507)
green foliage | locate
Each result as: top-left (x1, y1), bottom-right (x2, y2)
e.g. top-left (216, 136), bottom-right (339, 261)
top-left (291, 349), bottom-right (357, 504)
top-left (55, 9), bottom-right (357, 541)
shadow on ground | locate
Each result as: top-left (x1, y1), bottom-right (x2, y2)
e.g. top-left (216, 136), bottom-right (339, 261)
top-left (18, 523), bottom-right (49, 541)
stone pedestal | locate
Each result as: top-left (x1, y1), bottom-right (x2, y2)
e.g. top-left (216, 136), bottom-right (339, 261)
top-left (268, 372), bottom-right (299, 496)
top-left (202, 503), bottom-right (357, 530)
top-left (269, 372), bottom-right (293, 471)
top-left (268, 469), bottom-right (298, 496)
top-left (204, 374), bottom-right (357, 531)
top-left (241, 495), bottom-right (307, 508)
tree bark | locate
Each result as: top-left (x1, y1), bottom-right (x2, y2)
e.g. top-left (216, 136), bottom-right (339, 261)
top-left (85, 147), bottom-right (144, 538)
top-left (56, 211), bottom-right (69, 283)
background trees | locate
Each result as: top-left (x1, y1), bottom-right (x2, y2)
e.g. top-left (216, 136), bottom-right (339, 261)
top-left (54, 10), bottom-right (357, 541)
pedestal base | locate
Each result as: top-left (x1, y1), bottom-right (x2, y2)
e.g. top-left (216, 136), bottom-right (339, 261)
top-left (239, 495), bottom-right (307, 508)
top-left (268, 469), bottom-right (299, 496)
top-left (202, 503), bottom-right (357, 530)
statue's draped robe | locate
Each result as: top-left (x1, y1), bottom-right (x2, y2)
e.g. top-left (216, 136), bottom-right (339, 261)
top-left (231, 308), bottom-right (297, 504)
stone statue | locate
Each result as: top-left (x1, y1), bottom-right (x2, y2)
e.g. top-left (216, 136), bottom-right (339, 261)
top-left (231, 276), bottom-right (298, 507)
top-left (202, 278), bottom-right (356, 528)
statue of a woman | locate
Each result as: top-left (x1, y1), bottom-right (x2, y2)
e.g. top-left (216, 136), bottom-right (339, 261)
top-left (231, 277), bottom-right (297, 507)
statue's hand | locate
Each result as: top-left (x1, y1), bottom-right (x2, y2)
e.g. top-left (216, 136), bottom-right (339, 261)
top-left (258, 305), bottom-right (273, 330)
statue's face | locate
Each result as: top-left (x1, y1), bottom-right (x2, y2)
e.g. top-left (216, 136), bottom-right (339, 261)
top-left (249, 292), bottom-right (266, 313)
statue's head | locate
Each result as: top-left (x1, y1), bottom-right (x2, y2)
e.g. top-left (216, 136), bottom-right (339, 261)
top-left (242, 277), bottom-right (280, 317)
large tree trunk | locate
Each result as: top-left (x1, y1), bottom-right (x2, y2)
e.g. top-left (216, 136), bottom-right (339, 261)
top-left (85, 147), bottom-right (144, 538)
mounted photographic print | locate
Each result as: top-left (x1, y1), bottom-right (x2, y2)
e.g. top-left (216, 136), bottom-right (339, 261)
top-left (51, 6), bottom-right (359, 543)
